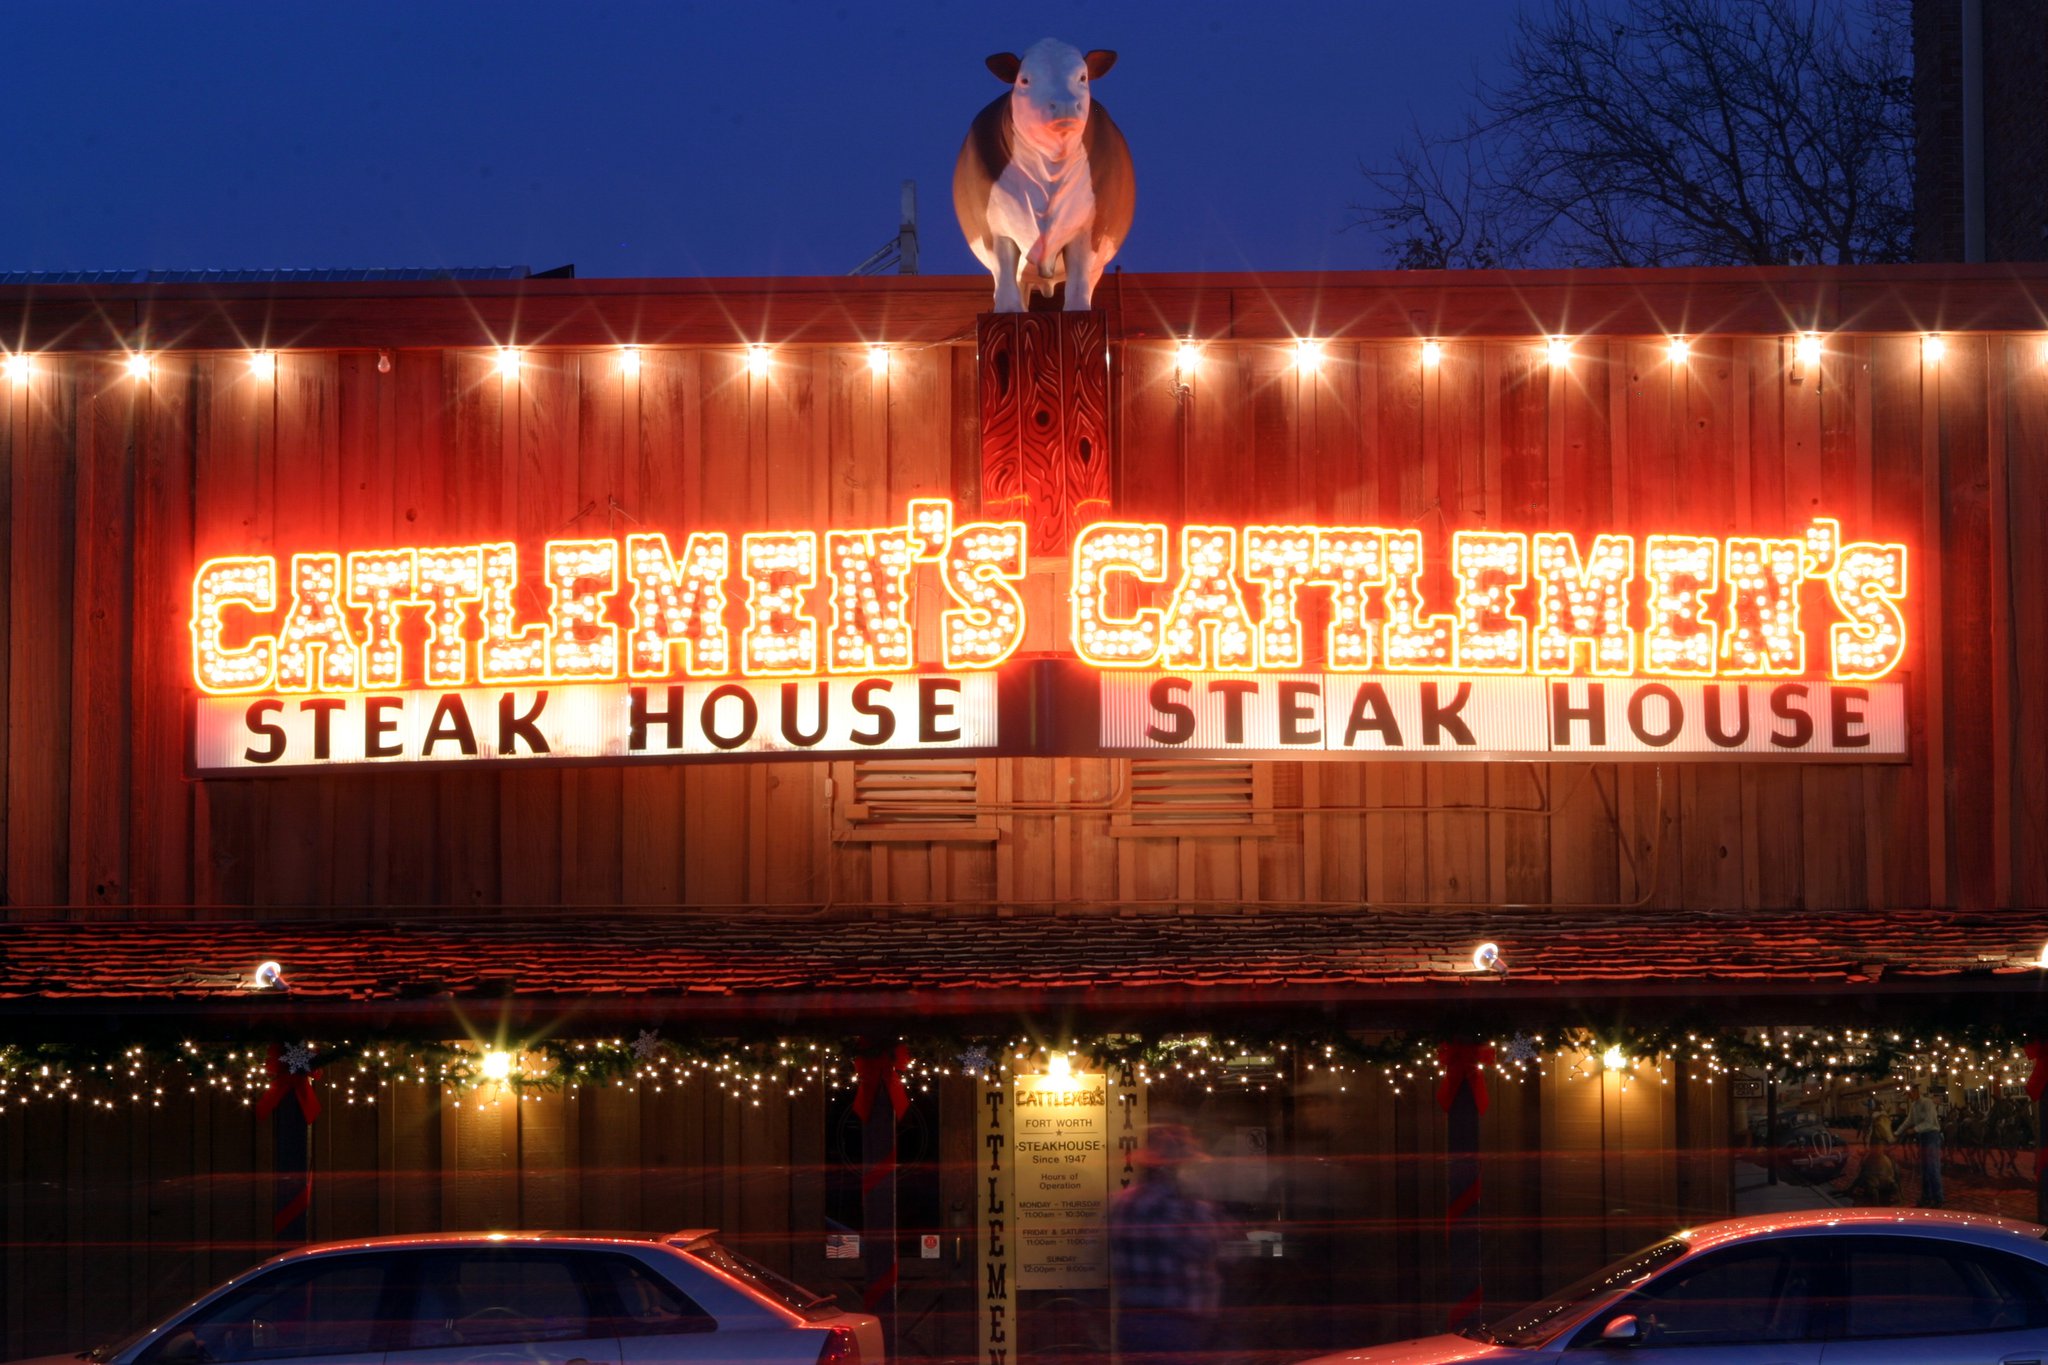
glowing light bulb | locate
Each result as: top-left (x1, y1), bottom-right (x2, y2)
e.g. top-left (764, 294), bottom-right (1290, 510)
top-left (1668, 335), bottom-right (1690, 362)
top-left (1421, 339), bottom-right (1443, 367)
top-left (1047, 1051), bottom-right (1071, 1082)
top-left (251, 961), bottom-right (286, 990)
top-left (619, 346), bottom-right (641, 377)
top-left (1547, 336), bottom-right (1572, 366)
top-left (480, 1050), bottom-right (513, 1082)
top-left (1922, 333), bottom-right (1946, 363)
top-left (248, 350), bottom-right (275, 379)
top-left (494, 347), bottom-right (520, 378)
top-left (746, 344), bottom-right (771, 377)
top-left (1602, 1046), bottom-right (1626, 1071)
top-left (1471, 941), bottom-right (1501, 972)
top-left (866, 345), bottom-right (888, 375)
top-left (1796, 332), bottom-right (1824, 367)
top-left (1294, 338), bottom-right (1323, 372)
top-left (1176, 341), bottom-right (1201, 374)
top-left (3, 354), bottom-right (28, 383)
top-left (125, 352), bottom-right (153, 380)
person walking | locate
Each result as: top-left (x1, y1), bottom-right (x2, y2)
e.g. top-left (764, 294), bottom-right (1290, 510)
top-left (1902, 1083), bottom-right (1945, 1208)
top-left (1109, 1123), bottom-right (1224, 1362)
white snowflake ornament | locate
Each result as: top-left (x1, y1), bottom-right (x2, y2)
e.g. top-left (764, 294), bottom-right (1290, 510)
top-left (282, 1043), bottom-right (315, 1075)
top-left (631, 1030), bottom-right (662, 1062)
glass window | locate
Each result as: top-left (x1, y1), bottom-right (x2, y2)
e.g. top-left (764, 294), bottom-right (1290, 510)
top-left (1841, 1238), bottom-right (2034, 1339)
top-left (588, 1255), bottom-right (716, 1337)
top-left (1609, 1244), bottom-right (1819, 1346)
top-left (1477, 1238), bottom-right (1688, 1348)
top-left (684, 1241), bottom-right (836, 1320)
top-left (142, 1257), bottom-right (394, 1362)
top-left (401, 1250), bottom-right (599, 1349)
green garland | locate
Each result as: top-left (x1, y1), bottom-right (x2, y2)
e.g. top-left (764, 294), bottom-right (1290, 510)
top-left (4, 1013), bottom-right (2043, 1116)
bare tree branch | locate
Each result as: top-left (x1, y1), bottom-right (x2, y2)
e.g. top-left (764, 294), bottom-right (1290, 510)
top-left (1353, 0), bottom-right (1913, 267)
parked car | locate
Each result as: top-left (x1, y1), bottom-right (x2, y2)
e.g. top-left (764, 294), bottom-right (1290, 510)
top-left (12, 1230), bottom-right (880, 1365)
top-left (1297, 1208), bottom-right (2048, 1364)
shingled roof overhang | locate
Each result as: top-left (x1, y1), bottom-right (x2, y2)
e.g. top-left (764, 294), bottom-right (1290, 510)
top-left (3, 908), bottom-right (2046, 1040)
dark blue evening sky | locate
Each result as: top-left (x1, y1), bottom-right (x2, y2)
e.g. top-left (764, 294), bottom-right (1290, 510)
top-left (1, 1), bottom-right (1522, 279)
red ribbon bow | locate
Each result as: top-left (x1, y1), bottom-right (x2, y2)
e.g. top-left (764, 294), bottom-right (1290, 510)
top-left (851, 1043), bottom-right (912, 1123)
top-left (1436, 1043), bottom-right (1496, 1117)
top-left (256, 1044), bottom-right (323, 1124)
top-left (2026, 1043), bottom-right (2048, 1105)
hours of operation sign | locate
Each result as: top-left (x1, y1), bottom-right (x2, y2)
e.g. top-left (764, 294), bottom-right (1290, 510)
top-left (1012, 1073), bottom-right (1110, 1290)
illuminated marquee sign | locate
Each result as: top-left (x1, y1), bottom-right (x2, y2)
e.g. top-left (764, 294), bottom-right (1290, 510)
top-left (188, 501), bottom-right (1909, 772)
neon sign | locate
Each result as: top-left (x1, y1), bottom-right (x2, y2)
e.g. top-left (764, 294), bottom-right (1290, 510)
top-left (193, 506), bottom-right (1906, 691)
top-left (187, 503), bottom-right (1911, 772)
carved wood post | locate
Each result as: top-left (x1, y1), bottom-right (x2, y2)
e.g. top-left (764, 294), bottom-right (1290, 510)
top-left (979, 311), bottom-right (1110, 555)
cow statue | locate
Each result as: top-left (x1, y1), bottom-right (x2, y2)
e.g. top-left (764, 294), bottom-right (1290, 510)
top-left (953, 39), bottom-right (1135, 313)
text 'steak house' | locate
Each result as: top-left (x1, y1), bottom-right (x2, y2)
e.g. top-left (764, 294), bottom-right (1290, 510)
top-left (1, 266), bottom-right (2045, 1361)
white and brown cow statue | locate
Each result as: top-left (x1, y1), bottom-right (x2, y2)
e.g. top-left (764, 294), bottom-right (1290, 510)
top-left (953, 39), bottom-right (1135, 313)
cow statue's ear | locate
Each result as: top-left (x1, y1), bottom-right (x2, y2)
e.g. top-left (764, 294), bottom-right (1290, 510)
top-left (1084, 49), bottom-right (1117, 78)
top-left (986, 52), bottom-right (1022, 83)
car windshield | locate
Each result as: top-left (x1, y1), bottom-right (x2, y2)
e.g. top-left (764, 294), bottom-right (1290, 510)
top-left (1462, 1237), bottom-right (1689, 1348)
top-left (685, 1240), bottom-right (838, 1319)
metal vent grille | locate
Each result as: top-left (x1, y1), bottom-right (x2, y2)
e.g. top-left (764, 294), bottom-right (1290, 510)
top-left (1126, 760), bottom-right (1260, 826)
top-left (844, 759), bottom-right (985, 831)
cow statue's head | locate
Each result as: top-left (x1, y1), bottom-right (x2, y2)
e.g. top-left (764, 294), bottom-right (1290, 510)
top-left (986, 39), bottom-right (1116, 155)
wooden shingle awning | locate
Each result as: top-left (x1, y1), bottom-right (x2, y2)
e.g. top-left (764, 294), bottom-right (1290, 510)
top-left (2, 907), bottom-right (2044, 1036)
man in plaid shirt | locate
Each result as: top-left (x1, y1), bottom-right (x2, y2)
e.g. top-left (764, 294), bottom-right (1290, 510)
top-left (1110, 1123), bottom-right (1224, 1360)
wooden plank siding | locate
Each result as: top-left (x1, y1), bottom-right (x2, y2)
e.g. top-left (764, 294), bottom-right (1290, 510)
top-left (0, 272), bottom-right (2040, 1357)
top-left (0, 310), bottom-right (2037, 916)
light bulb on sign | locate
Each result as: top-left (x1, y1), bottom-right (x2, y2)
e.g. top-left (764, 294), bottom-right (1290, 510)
top-left (746, 344), bottom-right (771, 377)
top-left (1294, 338), bottom-right (1323, 373)
top-left (480, 1050), bottom-right (513, 1082)
top-left (1667, 335), bottom-right (1690, 363)
top-left (619, 346), bottom-right (641, 377)
top-left (1421, 339), bottom-right (1443, 367)
top-left (1795, 332), bottom-right (1824, 367)
top-left (1922, 333), bottom-right (1946, 364)
top-left (494, 347), bottom-right (521, 378)
top-left (1546, 336), bottom-right (1572, 366)
top-left (3, 354), bottom-right (28, 383)
top-left (248, 350), bottom-right (275, 379)
top-left (125, 352), bottom-right (153, 380)
top-left (866, 345), bottom-right (888, 375)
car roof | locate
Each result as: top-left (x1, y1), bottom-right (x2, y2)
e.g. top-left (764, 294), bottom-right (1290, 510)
top-left (1678, 1208), bottom-right (2048, 1254)
top-left (259, 1229), bottom-right (719, 1265)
